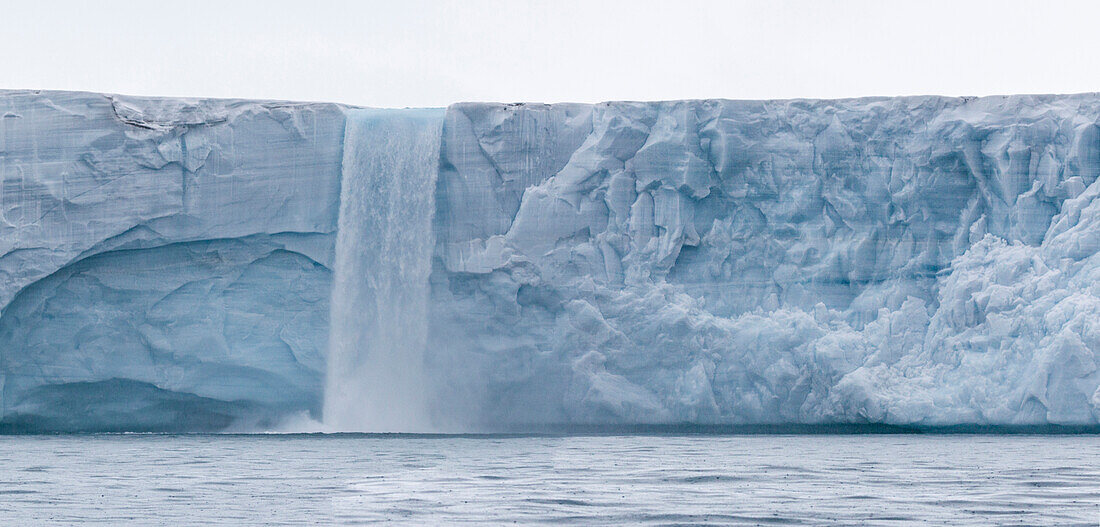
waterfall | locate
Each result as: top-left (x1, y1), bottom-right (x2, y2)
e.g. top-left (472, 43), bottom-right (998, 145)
top-left (323, 108), bottom-right (444, 432)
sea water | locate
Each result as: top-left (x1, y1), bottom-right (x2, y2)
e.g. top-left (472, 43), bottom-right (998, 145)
top-left (1, 434), bottom-right (1098, 525)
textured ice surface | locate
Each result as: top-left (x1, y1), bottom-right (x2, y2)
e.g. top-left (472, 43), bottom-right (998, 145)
top-left (2, 91), bottom-right (1100, 431)
top-left (0, 91), bottom-right (345, 429)
top-left (428, 97), bottom-right (1100, 428)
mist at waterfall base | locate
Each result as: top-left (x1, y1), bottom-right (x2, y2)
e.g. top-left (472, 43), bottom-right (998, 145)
top-left (322, 109), bottom-right (443, 433)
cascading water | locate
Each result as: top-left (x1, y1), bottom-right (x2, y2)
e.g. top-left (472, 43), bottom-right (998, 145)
top-left (323, 108), bottom-right (444, 432)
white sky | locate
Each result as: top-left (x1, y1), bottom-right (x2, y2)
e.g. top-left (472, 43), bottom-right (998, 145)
top-left (4, 0), bottom-right (1100, 107)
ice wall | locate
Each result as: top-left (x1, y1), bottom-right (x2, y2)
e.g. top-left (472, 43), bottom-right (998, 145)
top-left (2, 90), bottom-right (1100, 431)
top-left (427, 97), bottom-right (1100, 428)
top-left (0, 91), bottom-right (345, 431)
top-left (324, 109), bottom-right (443, 432)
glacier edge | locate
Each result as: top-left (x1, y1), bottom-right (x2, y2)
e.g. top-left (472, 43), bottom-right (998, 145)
top-left (1, 90), bottom-right (1100, 431)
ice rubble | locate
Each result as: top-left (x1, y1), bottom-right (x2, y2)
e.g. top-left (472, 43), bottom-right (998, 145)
top-left (1, 90), bottom-right (1099, 431)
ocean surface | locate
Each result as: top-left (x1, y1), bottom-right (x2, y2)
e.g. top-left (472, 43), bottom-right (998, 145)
top-left (1, 434), bottom-right (1098, 525)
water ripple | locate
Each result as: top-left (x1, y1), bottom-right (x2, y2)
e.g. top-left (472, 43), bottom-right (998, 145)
top-left (0, 434), bottom-right (1098, 525)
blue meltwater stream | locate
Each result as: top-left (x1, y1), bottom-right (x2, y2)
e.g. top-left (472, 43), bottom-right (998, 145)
top-left (323, 109), bottom-right (444, 433)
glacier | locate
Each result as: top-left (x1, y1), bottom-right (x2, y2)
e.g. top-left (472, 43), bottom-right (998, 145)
top-left (0, 91), bottom-right (345, 431)
top-left (1, 90), bottom-right (1099, 431)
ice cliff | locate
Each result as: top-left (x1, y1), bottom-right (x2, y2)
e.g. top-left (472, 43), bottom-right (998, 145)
top-left (0, 91), bottom-right (344, 431)
top-left (2, 90), bottom-right (1099, 431)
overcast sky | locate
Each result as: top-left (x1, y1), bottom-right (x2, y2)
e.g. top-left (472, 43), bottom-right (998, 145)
top-left (4, 0), bottom-right (1100, 107)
